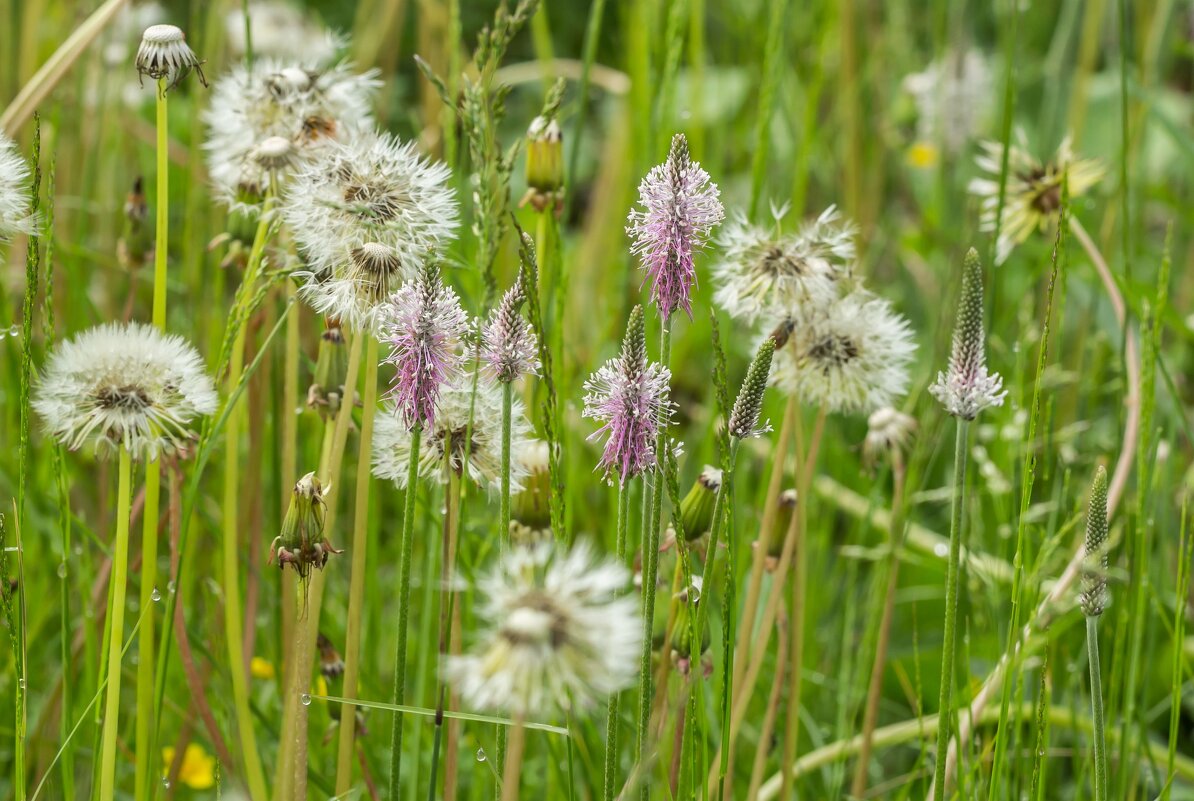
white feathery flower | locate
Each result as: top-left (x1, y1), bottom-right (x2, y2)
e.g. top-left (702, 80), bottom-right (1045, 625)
top-left (283, 131), bottom-right (459, 331)
top-left (34, 322), bottom-right (218, 459)
top-left (863, 406), bottom-right (917, 469)
top-left (204, 58), bottom-right (379, 215)
top-left (712, 205), bottom-right (854, 323)
top-left (373, 377), bottom-right (533, 491)
top-left (968, 132), bottom-right (1104, 265)
top-left (903, 49), bottom-right (993, 155)
top-left (224, 1), bottom-right (342, 64)
top-left (444, 539), bottom-right (641, 718)
top-left (768, 289), bottom-right (917, 415)
top-left (0, 134), bottom-right (33, 246)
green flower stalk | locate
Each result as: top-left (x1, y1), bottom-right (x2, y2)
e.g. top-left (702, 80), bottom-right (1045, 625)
top-left (1082, 466), bottom-right (1110, 801)
top-left (930, 248), bottom-right (1003, 801)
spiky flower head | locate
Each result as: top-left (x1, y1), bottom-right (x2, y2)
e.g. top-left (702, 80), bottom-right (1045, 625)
top-left (0, 134), bottom-right (33, 248)
top-left (224, 2), bottom-right (341, 64)
top-left (205, 59), bottom-right (379, 215)
top-left (135, 24), bottom-right (205, 90)
top-left (626, 133), bottom-right (725, 319)
top-left (929, 248), bottom-right (1006, 420)
top-left (768, 289), bottom-right (917, 414)
top-left (582, 306), bottom-right (675, 486)
top-left (969, 133), bottom-right (1104, 264)
top-left (283, 131), bottom-right (458, 330)
top-left (481, 277), bottom-right (540, 383)
top-left (379, 263), bottom-right (469, 431)
top-left (1080, 466), bottom-right (1110, 617)
top-left (374, 378), bottom-right (535, 492)
top-left (863, 406), bottom-right (917, 470)
top-left (712, 205), bottom-right (855, 323)
top-left (34, 322), bottom-right (217, 459)
top-left (444, 539), bottom-right (640, 718)
top-left (269, 472), bottom-right (341, 581)
top-left (728, 338), bottom-right (775, 439)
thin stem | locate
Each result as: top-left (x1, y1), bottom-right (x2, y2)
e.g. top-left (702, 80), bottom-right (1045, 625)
top-left (279, 281), bottom-right (300, 718)
top-left (98, 447), bottom-right (132, 801)
top-left (502, 721), bottom-right (528, 801)
top-left (152, 78), bottom-right (168, 329)
top-left (1087, 616), bottom-right (1108, 801)
top-left (429, 455), bottom-right (463, 797)
top-left (388, 426), bottom-right (423, 798)
top-left (500, 381), bottom-right (513, 548)
top-left (291, 585), bottom-right (313, 801)
top-left (604, 483), bottom-right (632, 800)
top-left (932, 420), bottom-right (970, 801)
top-left (716, 439), bottom-right (743, 799)
top-left (745, 605), bottom-right (789, 801)
top-left (334, 335), bottom-right (381, 792)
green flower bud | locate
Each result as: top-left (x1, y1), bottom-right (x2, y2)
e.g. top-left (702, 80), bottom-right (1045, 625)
top-left (270, 472), bottom-right (341, 581)
top-left (307, 318), bottom-right (349, 418)
top-left (680, 465), bottom-right (722, 541)
top-left (522, 115), bottom-right (564, 213)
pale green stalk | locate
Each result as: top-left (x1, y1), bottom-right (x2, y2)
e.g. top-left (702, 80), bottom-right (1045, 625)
top-left (500, 381), bottom-right (513, 545)
top-left (428, 457), bottom-right (463, 798)
top-left (1163, 501), bottom-right (1191, 800)
top-left (932, 421), bottom-right (970, 801)
top-left (747, 0), bottom-right (788, 219)
top-left (389, 426), bottom-right (424, 798)
top-left (1086, 616), bottom-right (1107, 801)
top-left (97, 447), bottom-right (133, 801)
top-left (334, 335), bottom-right (381, 791)
top-left (604, 484), bottom-right (631, 800)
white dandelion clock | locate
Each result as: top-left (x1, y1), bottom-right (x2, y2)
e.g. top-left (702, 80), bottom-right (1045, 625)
top-left (373, 378), bottom-right (533, 491)
top-left (903, 49), bottom-right (993, 155)
top-left (224, 1), bottom-right (341, 64)
top-left (0, 134), bottom-right (33, 247)
top-left (283, 131), bottom-right (459, 331)
top-left (34, 322), bottom-right (218, 459)
top-left (445, 539), bottom-right (641, 718)
top-left (712, 205), bottom-right (855, 322)
top-left (769, 289), bottom-right (916, 414)
top-left (204, 59), bottom-right (379, 214)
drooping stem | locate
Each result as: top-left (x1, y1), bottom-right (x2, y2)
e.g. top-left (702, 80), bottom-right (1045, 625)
top-left (1087, 616), bottom-right (1108, 801)
top-left (334, 335), bottom-right (381, 792)
top-left (97, 447), bottom-right (132, 801)
top-left (850, 450), bottom-right (908, 798)
top-left (604, 483), bottom-right (632, 800)
top-left (388, 425), bottom-right (423, 798)
top-left (931, 420), bottom-right (970, 801)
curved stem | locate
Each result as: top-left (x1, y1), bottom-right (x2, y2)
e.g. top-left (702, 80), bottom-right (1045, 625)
top-left (98, 447), bottom-right (132, 801)
top-left (334, 335), bottom-right (380, 792)
top-left (388, 426), bottom-right (422, 798)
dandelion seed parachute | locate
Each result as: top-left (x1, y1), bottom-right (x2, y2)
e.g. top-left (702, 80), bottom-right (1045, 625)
top-left (33, 322), bottom-right (218, 459)
top-left (444, 539), bottom-right (641, 718)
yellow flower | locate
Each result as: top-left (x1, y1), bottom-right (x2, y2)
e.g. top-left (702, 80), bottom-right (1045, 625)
top-left (906, 141), bottom-right (939, 170)
top-left (161, 743), bottom-right (216, 790)
top-left (250, 656), bottom-right (276, 679)
top-left (316, 675), bottom-right (329, 699)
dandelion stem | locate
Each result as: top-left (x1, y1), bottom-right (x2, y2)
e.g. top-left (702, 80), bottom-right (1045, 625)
top-left (502, 719), bottom-right (528, 801)
top-left (334, 335), bottom-right (381, 792)
top-left (932, 420), bottom-right (970, 801)
top-left (604, 482), bottom-right (632, 800)
top-left (388, 425), bottom-right (422, 798)
top-left (1086, 615), bottom-right (1108, 801)
top-left (97, 447), bottom-right (132, 801)
top-left (151, 77), bottom-right (168, 329)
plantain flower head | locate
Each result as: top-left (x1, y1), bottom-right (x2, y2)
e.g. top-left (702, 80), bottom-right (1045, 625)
top-left (481, 277), bottom-right (540, 384)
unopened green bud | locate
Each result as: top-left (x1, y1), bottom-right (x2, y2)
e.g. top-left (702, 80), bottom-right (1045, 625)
top-left (765, 489), bottom-right (798, 561)
top-left (522, 116), bottom-right (564, 213)
top-left (680, 466), bottom-right (722, 541)
top-left (668, 578), bottom-right (710, 666)
top-left (308, 318), bottom-right (349, 418)
top-left (270, 472), bottom-right (341, 581)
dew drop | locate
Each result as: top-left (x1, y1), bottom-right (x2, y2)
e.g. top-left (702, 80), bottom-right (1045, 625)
top-left (933, 543), bottom-right (949, 558)
top-left (7, 325), bottom-right (18, 338)
top-left (57, 562), bottom-right (67, 578)
top-left (476, 748), bottom-right (487, 762)
top-left (161, 777), bottom-right (171, 789)
top-left (300, 693), bottom-right (312, 706)
top-left (167, 580), bottom-right (177, 593)
top-left (151, 587), bottom-right (162, 602)
top-left (18, 677), bottom-right (26, 689)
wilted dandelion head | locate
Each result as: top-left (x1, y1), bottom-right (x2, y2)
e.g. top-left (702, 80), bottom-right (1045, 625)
top-left (0, 134), bottom-right (34, 246)
top-left (136, 24), bottom-right (205, 90)
top-left (34, 322), bottom-right (217, 459)
top-left (373, 378), bottom-right (535, 492)
top-left (969, 133), bottom-right (1104, 264)
top-left (929, 248), bottom-right (1006, 420)
top-left (481, 278), bottom-right (540, 384)
top-left (582, 306), bottom-right (675, 485)
top-left (204, 59), bottom-right (379, 215)
top-left (444, 539), bottom-right (641, 718)
top-left (626, 133), bottom-right (725, 319)
top-left (379, 263), bottom-right (469, 431)
top-left (903, 49), bottom-right (993, 155)
top-left (224, 2), bottom-right (341, 64)
top-left (1080, 465), bottom-right (1110, 617)
top-left (712, 205), bottom-right (854, 323)
top-left (768, 290), bottom-right (916, 414)
top-left (284, 131), bottom-right (458, 330)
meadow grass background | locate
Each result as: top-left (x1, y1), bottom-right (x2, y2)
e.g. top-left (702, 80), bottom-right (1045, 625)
top-left (0, 0), bottom-right (1192, 798)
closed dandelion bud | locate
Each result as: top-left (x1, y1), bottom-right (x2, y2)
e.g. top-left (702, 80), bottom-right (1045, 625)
top-left (136, 24), bottom-right (206, 91)
top-left (729, 338), bottom-right (775, 440)
top-left (307, 318), bottom-right (349, 418)
top-left (1080, 466), bottom-right (1110, 617)
top-left (270, 472), bottom-right (342, 582)
top-left (929, 248), bottom-right (1006, 420)
top-left (118, 176), bottom-right (152, 270)
top-left (680, 465), bottom-right (722, 541)
top-left (669, 578), bottom-right (710, 671)
top-left (765, 489), bottom-right (798, 562)
top-left (523, 115), bottom-right (564, 213)
top-left (512, 440), bottom-right (552, 534)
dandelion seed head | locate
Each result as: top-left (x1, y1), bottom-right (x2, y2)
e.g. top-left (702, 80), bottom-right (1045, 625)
top-left (444, 539), bottom-right (640, 718)
top-left (863, 406), bottom-right (917, 469)
top-left (0, 134), bottom-right (33, 246)
top-left (136, 24), bottom-right (205, 90)
top-left (33, 322), bottom-right (217, 459)
top-left (224, 2), bottom-right (342, 64)
top-left (626, 133), bottom-right (724, 319)
top-left (903, 49), bottom-right (993, 155)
